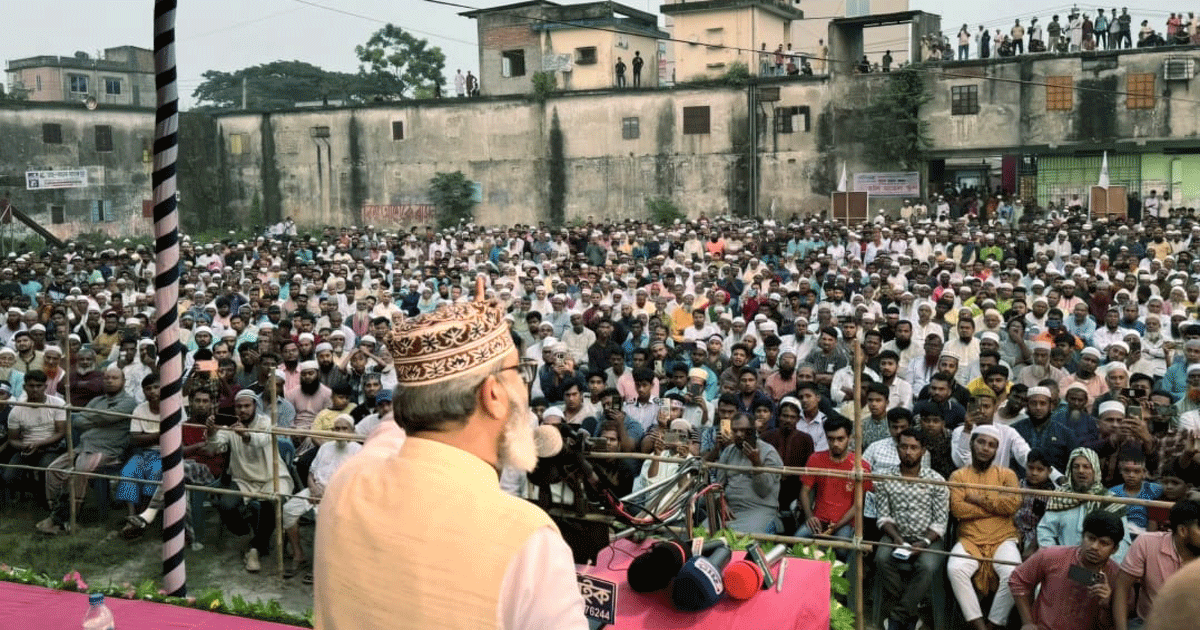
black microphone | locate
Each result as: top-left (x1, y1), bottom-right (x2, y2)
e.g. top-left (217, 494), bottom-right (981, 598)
top-left (627, 540), bottom-right (689, 593)
top-left (671, 542), bottom-right (733, 612)
top-left (626, 539), bottom-right (726, 593)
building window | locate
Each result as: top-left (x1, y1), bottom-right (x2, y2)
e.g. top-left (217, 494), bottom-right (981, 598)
top-left (950, 85), bottom-right (979, 115)
top-left (575, 47), bottom-right (597, 65)
top-left (94, 125), bottom-right (113, 152)
top-left (69, 74), bottom-right (88, 94)
top-left (501, 50), bottom-right (526, 78)
top-left (1127, 73), bottom-right (1155, 109)
top-left (35, 76), bottom-right (42, 92)
top-left (310, 126), bottom-right (330, 138)
top-left (846, 0), bottom-right (870, 17)
top-left (705, 27), bottom-right (724, 49)
top-left (50, 205), bottom-right (65, 225)
top-left (91, 200), bottom-right (114, 223)
top-left (229, 133), bottom-right (249, 155)
top-left (43, 123), bottom-right (62, 144)
top-left (622, 117), bottom-right (640, 139)
top-left (105, 78), bottom-right (122, 95)
top-left (1045, 76), bottom-right (1073, 111)
top-left (391, 121), bottom-right (404, 140)
top-left (775, 106), bottom-right (811, 133)
top-left (682, 106), bottom-right (711, 135)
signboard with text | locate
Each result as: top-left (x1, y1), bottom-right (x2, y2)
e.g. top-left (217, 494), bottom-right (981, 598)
top-left (852, 171), bottom-right (920, 197)
top-left (361, 203), bottom-right (436, 225)
top-left (575, 574), bottom-right (617, 626)
top-left (26, 169), bottom-right (88, 190)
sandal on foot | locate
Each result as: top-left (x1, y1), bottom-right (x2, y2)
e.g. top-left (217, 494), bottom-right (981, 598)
top-left (121, 515), bottom-right (149, 540)
top-left (283, 560), bottom-right (303, 579)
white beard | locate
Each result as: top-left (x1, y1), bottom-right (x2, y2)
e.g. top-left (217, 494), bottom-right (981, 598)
top-left (498, 405), bottom-right (538, 473)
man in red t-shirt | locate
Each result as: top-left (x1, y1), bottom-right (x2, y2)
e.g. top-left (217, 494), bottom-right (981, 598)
top-left (796, 415), bottom-right (871, 548)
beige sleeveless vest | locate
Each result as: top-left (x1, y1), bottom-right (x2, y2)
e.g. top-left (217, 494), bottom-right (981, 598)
top-left (314, 437), bottom-right (555, 630)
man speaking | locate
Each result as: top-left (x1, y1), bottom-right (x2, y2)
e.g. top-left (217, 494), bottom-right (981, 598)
top-left (314, 299), bottom-right (587, 629)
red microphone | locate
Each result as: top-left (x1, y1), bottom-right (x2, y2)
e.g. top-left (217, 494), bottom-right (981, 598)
top-left (723, 543), bottom-right (788, 600)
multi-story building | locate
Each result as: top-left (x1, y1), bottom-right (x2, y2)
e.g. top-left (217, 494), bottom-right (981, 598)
top-left (6, 46), bottom-right (156, 108)
top-left (660, 0), bottom-right (804, 80)
top-left (462, 0), bottom-right (669, 95)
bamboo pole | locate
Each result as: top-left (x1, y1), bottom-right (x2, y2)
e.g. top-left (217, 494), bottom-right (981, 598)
top-left (64, 339), bottom-right (76, 534)
top-left (270, 375), bottom-right (284, 577)
top-left (851, 342), bottom-right (864, 630)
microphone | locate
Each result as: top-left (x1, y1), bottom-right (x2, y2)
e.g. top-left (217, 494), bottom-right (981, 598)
top-left (670, 542), bottom-right (732, 612)
top-left (627, 540), bottom-right (689, 593)
top-left (723, 543), bottom-right (788, 600)
top-left (534, 424), bottom-right (564, 458)
top-left (627, 539), bottom-right (726, 593)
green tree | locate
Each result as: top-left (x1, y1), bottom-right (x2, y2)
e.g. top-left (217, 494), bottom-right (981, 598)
top-left (531, 71), bottom-right (557, 102)
top-left (191, 60), bottom-right (390, 110)
top-left (429, 171), bottom-right (477, 229)
top-left (0, 84), bottom-right (28, 101)
top-left (858, 68), bottom-right (930, 169)
top-left (355, 25), bottom-right (446, 99)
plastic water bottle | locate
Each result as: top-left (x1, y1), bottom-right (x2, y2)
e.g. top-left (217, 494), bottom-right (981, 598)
top-left (82, 593), bottom-right (115, 630)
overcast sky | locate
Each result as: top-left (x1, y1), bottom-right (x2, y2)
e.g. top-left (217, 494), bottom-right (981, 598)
top-left (1, 1), bottom-right (1188, 108)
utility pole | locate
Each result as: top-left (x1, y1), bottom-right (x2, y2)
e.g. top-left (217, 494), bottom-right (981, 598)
top-left (242, 75), bottom-right (247, 109)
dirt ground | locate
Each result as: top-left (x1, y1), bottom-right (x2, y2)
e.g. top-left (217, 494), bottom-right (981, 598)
top-left (0, 492), bottom-right (314, 617)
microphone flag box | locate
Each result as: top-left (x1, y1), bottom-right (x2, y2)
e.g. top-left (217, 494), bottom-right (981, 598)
top-left (576, 574), bottom-right (618, 625)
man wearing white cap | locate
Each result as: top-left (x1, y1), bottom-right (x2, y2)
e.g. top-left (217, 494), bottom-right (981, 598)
top-left (207, 389), bottom-right (293, 572)
top-left (947, 424), bottom-right (1022, 630)
top-left (1012, 385), bottom-right (1077, 472)
top-left (1017, 340), bottom-right (1065, 389)
top-left (286, 360), bottom-right (331, 436)
top-left (1059, 347), bottom-right (1107, 405)
top-left (951, 389), bottom-right (1048, 475)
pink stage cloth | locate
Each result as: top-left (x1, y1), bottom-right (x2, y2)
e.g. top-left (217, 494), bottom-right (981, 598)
top-left (0, 581), bottom-right (305, 629)
top-left (576, 538), bottom-right (831, 630)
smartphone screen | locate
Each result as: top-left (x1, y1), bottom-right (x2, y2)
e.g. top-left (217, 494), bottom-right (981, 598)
top-left (1067, 564), bottom-right (1098, 585)
top-left (720, 417), bottom-right (732, 439)
top-left (1127, 405), bottom-right (1142, 421)
top-left (688, 382), bottom-right (704, 397)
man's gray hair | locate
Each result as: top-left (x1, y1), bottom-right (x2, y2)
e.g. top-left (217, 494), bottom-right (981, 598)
top-left (393, 362), bottom-right (504, 433)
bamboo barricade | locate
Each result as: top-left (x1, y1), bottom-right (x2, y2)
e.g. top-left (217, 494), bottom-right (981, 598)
top-left (3, 392), bottom-right (1192, 613)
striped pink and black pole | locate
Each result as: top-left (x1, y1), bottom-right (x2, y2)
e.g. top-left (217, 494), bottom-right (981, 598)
top-left (153, 0), bottom-right (187, 597)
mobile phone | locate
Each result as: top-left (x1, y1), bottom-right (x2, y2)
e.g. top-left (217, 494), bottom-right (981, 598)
top-left (555, 353), bottom-right (566, 369)
top-left (1121, 388), bottom-right (1139, 399)
top-left (1067, 564), bottom-right (1100, 586)
top-left (664, 429), bottom-right (686, 447)
top-left (1127, 405), bottom-right (1142, 421)
top-left (891, 547), bottom-right (913, 561)
top-left (966, 398), bottom-right (980, 416)
top-left (585, 437), bottom-right (609, 451)
top-left (687, 381), bottom-right (704, 397)
top-left (720, 417), bottom-right (732, 439)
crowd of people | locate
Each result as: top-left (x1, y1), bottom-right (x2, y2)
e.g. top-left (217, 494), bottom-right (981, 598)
top-left (1, 194), bottom-right (1200, 627)
top-left (934, 9), bottom-right (1200, 62)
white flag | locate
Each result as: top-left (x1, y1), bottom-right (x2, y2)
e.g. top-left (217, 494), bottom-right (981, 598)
top-left (837, 163), bottom-right (847, 192)
top-left (1098, 151), bottom-right (1110, 188)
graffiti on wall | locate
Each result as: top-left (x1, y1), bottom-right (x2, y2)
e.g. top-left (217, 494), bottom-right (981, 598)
top-left (361, 203), bottom-right (436, 226)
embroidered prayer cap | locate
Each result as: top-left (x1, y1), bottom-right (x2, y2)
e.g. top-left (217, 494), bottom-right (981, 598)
top-left (970, 424), bottom-right (1001, 442)
top-left (1027, 386), bottom-right (1052, 400)
top-left (388, 300), bottom-right (514, 386)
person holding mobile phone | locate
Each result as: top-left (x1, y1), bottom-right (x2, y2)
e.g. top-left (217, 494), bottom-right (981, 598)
top-left (1010, 512), bottom-right (1125, 630)
top-left (714, 412), bottom-right (782, 534)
